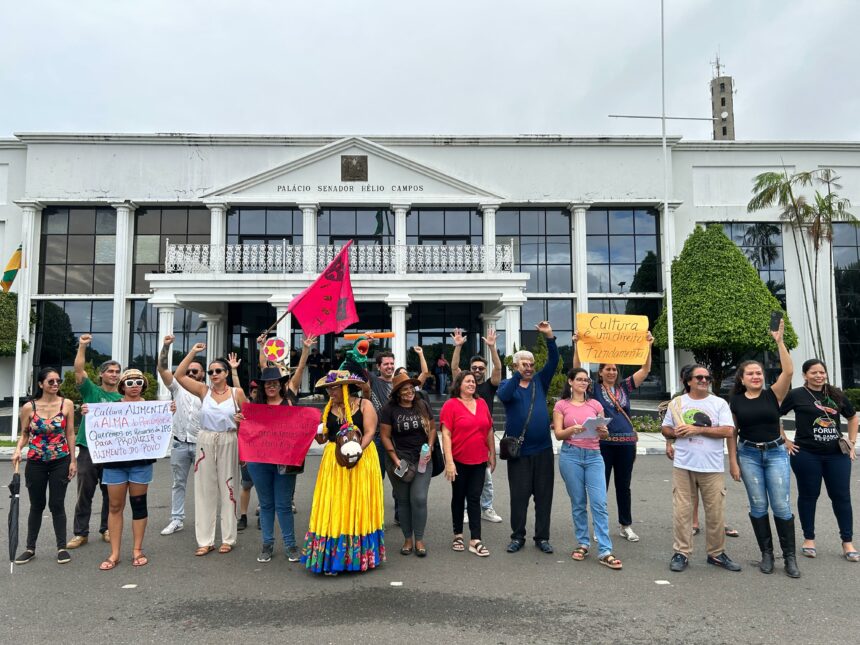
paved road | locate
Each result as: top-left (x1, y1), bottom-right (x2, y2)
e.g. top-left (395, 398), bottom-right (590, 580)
top-left (1, 456), bottom-right (858, 644)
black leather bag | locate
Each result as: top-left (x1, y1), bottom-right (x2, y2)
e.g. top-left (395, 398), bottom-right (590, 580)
top-left (499, 384), bottom-right (537, 461)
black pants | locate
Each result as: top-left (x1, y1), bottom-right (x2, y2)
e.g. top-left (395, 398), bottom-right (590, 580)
top-left (600, 443), bottom-right (637, 527)
top-left (73, 446), bottom-right (109, 537)
top-left (507, 447), bottom-right (555, 543)
top-left (451, 461), bottom-right (486, 541)
top-left (25, 456), bottom-right (70, 550)
top-left (791, 448), bottom-right (853, 542)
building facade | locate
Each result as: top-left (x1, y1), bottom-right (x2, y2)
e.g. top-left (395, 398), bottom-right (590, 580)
top-left (1, 133), bottom-right (858, 402)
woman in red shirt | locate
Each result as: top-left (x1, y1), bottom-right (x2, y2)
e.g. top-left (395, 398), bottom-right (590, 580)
top-left (440, 371), bottom-right (496, 557)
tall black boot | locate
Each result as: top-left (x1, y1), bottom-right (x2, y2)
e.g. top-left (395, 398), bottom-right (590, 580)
top-left (749, 513), bottom-right (774, 574)
top-left (774, 516), bottom-right (801, 578)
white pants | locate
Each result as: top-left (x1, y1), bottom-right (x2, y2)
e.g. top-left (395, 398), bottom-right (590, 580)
top-left (194, 430), bottom-right (239, 547)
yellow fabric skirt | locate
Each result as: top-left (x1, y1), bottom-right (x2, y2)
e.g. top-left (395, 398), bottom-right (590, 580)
top-left (302, 441), bottom-right (385, 574)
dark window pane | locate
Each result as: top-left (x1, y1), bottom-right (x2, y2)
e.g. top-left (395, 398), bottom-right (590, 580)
top-left (495, 210), bottom-right (519, 235)
top-left (133, 265), bottom-right (157, 293)
top-left (136, 209), bottom-right (161, 234)
top-left (316, 210), bottom-right (330, 235)
top-left (134, 235), bottom-right (161, 263)
top-left (588, 265), bottom-right (610, 292)
top-left (634, 209), bottom-right (657, 234)
top-left (586, 210), bottom-right (608, 235)
top-left (329, 210), bottom-right (354, 234)
top-left (406, 211), bottom-right (418, 236)
top-left (445, 210), bottom-right (469, 235)
top-left (609, 237), bottom-right (635, 263)
top-left (547, 266), bottom-right (572, 293)
top-left (418, 210), bottom-right (443, 235)
top-left (525, 267), bottom-right (539, 292)
top-left (356, 209), bottom-right (381, 236)
top-left (161, 208), bottom-right (188, 234)
top-left (94, 236), bottom-right (116, 264)
top-left (835, 246), bottom-right (860, 270)
top-left (521, 211), bottom-right (545, 235)
top-left (44, 209), bottom-right (68, 234)
top-left (629, 257), bottom-right (661, 292)
top-left (96, 209), bottom-right (117, 234)
top-left (188, 208), bottom-right (211, 235)
top-left (91, 301), bottom-right (114, 331)
top-left (67, 236), bottom-right (95, 264)
top-left (66, 266), bottom-right (94, 293)
top-left (608, 210), bottom-right (634, 235)
top-left (43, 235), bottom-right (68, 264)
top-left (92, 266), bottom-right (115, 294)
top-left (832, 223), bottom-right (857, 246)
top-left (635, 235), bottom-right (658, 263)
top-left (187, 235), bottom-right (211, 246)
top-left (266, 209), bottom-right (294, 235)
top-left (227, 211), bottom-right (239, 235)
top-left (546, 239), bottom-right (571, 264)
top-left (41, 265), bottom-right (66, 293)
top-left (89, 333), bottom-right (112, 360)
top-left (240, 209), bottom-right (266, 235)
top-left (471, 211), bottom-right (482, 236)
top-left (547, 299), bottom-right (572, 327)
top-left (546, 209), bottom-right (570, 235)
top-left (522, 299), bottom-right (545, 327)
top-left (64, 301), bottom-right (91, 331)
top-left (610, 265), bottom-right (636, 291)
top-left (68, 208), bottom-right (96, 234)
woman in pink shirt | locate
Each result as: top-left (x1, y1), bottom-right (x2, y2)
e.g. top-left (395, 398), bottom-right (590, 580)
top-left (553, 368), bottom-right (622, 569)
top-left (440, 371), bottom-right (496, 557)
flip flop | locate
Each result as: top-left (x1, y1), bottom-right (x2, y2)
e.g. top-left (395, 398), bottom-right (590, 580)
top-left (195, 545), bottom-right (215, 556)
top-left (801, 546), bottom-right (817, 558)
top-left (599, 553), bottom-right (623, 570)
top-left (724, 527), bottom-right (740, 538)
top-left (844, 551), bottom-right (860, 562)
top-left (452, 536), bottom-right (465, 552)
top-left (99, 558), bottom-right (120, 571)
top-left (468, 540), bottom-right (490, 557)
top-left (571, 546), bottom-right (589, 561)
top-left (132, 552), bottom-right (149, 567)
top-left (218, 544), bottom-right (233, 554)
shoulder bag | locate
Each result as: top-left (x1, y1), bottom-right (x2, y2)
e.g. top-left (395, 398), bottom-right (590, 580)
top-left (499, 384), bottom-right (537, 461)
top-left (603, 385), bottom-right (638, 440)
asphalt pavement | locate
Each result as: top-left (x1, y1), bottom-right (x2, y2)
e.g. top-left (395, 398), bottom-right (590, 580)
top-left (1, 455), bottom-right (858, 645)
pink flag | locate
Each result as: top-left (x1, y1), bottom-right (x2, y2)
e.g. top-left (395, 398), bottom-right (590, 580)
top-left (238, 403), bottom-right (321, 466)
top-left (287, 240), bottom-right (359, 336)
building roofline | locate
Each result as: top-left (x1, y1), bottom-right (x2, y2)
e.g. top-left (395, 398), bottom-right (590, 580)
top-left (11, 132), bottom-right (684, 147)
top-left (675, 140), bottom-right (860, 151)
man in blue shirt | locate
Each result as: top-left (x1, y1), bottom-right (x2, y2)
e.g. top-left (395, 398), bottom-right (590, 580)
top-left (497, 321), bottom-right (559, 554)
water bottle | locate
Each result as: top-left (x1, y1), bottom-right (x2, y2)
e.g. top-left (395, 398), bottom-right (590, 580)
top-left (417, 443), bottom-right (431, 473)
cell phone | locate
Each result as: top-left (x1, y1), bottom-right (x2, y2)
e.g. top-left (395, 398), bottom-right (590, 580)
top-left (769, 310), bottom-right (783, 332)
top-left (394, 461), bottom-right (410, 477)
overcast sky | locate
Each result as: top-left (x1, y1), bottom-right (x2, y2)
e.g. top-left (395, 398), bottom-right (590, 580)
top-left (2, 0), bottom-right (859, 141)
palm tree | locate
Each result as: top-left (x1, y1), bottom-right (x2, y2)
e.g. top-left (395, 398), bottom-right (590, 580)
top-left (741, 222), bottom-right (781, 269)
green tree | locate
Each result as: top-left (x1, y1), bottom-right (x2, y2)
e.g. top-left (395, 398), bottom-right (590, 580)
top-left (747, 168), bottom-right (856, 361)
top-left (60, 363), bottom-right (158, 404)
top-left (0, 291), bottom-right (33, 356)
top-left (652, 225), bottom-right (798, 389)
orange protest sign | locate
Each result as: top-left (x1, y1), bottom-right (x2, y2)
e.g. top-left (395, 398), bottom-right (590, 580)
top-left (575, 313), bottom-right (650, 366)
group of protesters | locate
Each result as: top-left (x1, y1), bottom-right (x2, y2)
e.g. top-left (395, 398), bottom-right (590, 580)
top-left (11, 318), bottom-right (858, 576)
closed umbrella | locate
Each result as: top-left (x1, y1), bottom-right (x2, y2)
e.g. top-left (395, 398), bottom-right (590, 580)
top-left (8, 463), bottom-right (20, 573)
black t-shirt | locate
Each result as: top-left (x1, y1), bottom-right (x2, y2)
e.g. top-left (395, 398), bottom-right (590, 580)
top-left (780, 387), bottom-right (856, 455)
top-left (730, 388), bottom-right (781, 443)
top-left (475, 379), bottom-right (498, 415)
top-left (378, 400), bottom-right (431, 463)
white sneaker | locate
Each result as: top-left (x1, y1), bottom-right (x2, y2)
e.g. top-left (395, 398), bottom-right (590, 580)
top-left (463, 510), bottom-right (469, 523)
top-left (481, 508), bottom-right (503, 523)
top-left (161, 519), bottom-right (184, 535)
top-left (619, 525), bottom-right (640, 542)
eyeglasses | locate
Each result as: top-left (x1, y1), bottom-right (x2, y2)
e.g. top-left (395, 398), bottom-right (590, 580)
top-left (124, 379), bottom-right (145, 388)
top-left (693, 375), bottom-right (713, 382)
top-left (519, 362), bottom-right (535, 368)
top-left (573, 378), bottom-right (592, 383)
top-left (471, 366), bottom-right (486, 371)
top-left (44, 379), bottom-right (61, 386)
top-left (207, 368), bottom-right (225, 375)
top-left (187, 369), bottom-right (200, 375)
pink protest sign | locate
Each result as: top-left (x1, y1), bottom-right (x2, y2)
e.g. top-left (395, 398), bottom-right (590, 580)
top-left (238, 403), bottom-right (322, 466)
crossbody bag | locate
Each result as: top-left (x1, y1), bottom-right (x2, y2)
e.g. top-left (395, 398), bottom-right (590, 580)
top-left (500, 384), bottom-right (537, 461)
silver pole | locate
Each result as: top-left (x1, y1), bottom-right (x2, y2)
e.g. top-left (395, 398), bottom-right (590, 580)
top-left (661, 0), bottom-right (677, 396)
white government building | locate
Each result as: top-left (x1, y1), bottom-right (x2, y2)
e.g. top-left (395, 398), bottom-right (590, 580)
top-left (1, 133), bottom-right (858, 408)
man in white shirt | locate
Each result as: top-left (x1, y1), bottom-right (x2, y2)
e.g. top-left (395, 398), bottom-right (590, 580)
top-left (157, 335), bottom-right (204, 536)
top-left (662, 365), bottom-right (741, 572)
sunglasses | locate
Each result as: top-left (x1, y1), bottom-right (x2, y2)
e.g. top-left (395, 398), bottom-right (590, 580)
top-left (187, 368), bottom-right (201, 375)
top-left (44, 379), bottom-right (61, 386)
top-left (471, 366), bottom-right (486, 371)
top-left (693, 375), bottom-right (713, 382)
top-left (124, 378), bottom-right (145, 387)
top-left (207, 368), bottom-right (226, 375)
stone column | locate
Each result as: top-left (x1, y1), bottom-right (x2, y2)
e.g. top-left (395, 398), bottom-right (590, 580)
top-left (660, 201), bottom-right (681, 395)
top-left (205, 202), bottom-right (229, 271)
top-left (386, 294), bottom-right (411, 368)
top-left (499, 295), bottom-right (526, 363)
top-left (299, 203), bottom-right (319, 273)
top-left (11, 201), bottom-right (42, 414)
top-left (110, 202), bottom-right (137, 364)
top-left (480, 203), bottom-right (500, 272)
top-left (391, 203), bottom-right (409, 274)
top-left (200, 314), bottom-right (225, 366)
top-left (154, 304), bottom-right (176, 399)
top-left (569, 202), bottom-right (591, 319)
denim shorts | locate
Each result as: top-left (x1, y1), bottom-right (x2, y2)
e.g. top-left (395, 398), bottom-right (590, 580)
top-left (102, 463), bottom-right (154, 486)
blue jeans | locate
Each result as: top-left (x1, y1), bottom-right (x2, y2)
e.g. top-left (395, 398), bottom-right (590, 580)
top-left (169, 440), bottom-right (196, 521)
top-left (481, 466), bottom-right (494, 511)
top-left (245, 462), bottom-right (297, 547)
top-left (558, 444), bottom-right (612, 557)
top-left (738, 442), bottom-right (792, 520)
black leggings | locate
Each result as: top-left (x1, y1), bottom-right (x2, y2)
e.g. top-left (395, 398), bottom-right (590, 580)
top-left (451, 461), bottom-right (487, 541)
top-left (25, 456), bottom-right (70, 550)
top-left (601, 444), bottom-right (637, 527)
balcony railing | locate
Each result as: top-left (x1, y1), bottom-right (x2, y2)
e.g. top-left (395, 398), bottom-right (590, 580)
top-left (164, 241), bottom-right (514, 275)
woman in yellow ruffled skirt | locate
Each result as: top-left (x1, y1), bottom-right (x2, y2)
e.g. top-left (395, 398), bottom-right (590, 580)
top-left (303, 371), bottom-right (385, 575)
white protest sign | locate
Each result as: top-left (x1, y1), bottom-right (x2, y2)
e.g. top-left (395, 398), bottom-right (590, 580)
top-left (86, 400), bottom-right (172, 464)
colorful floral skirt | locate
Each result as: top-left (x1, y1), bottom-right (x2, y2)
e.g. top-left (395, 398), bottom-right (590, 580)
top-left (302, 441), bottom-right (385, 574)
